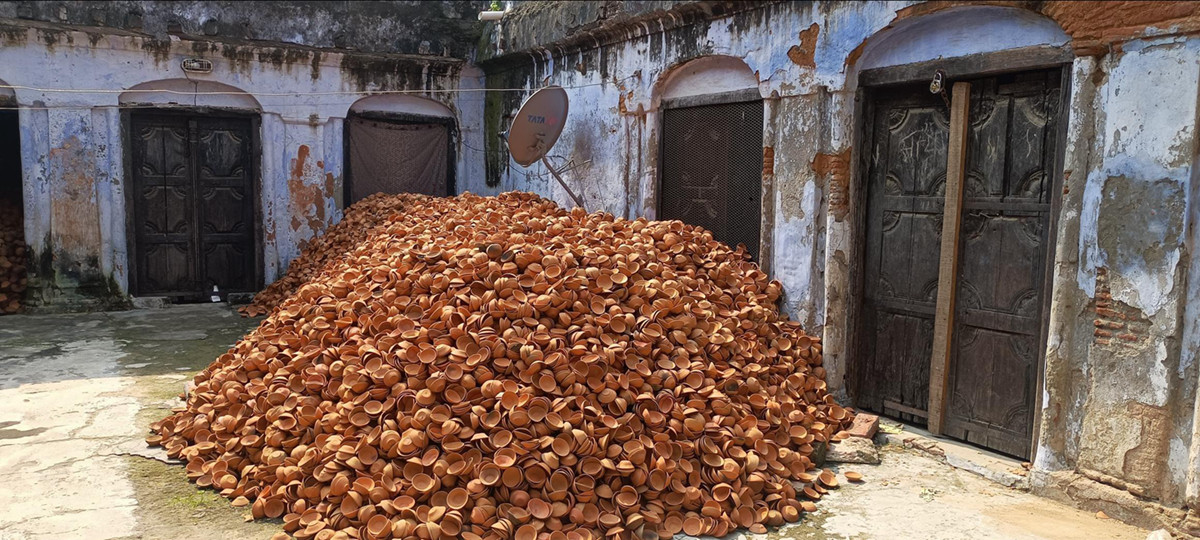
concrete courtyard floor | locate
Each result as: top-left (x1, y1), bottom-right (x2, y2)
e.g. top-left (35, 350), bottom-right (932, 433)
top-left (0, 304), bottom-right (1151, 540)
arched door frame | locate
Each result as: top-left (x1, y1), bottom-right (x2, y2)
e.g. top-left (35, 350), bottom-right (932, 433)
top-left (343, 95), bottom-right (458, 205)
top-left (841, 5), bottom-right (1074, 460)
top-left (652, 56), bottom-right (769, 264)
top-left (119, 79), bottom-right (264, 298)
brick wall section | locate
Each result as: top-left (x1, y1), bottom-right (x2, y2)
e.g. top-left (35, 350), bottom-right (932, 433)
top-left (812, 148), bottom-right (851, 221)
top-left (1093, 267), bottom-right (1151, 348)
top-left (1042, 1), bottom-right (1200, 51)
top-left (884, 1), bottom-right (1200, 57)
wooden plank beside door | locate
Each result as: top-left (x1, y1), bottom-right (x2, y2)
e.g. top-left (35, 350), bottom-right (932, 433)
top-left (927, 82), bottom-right (970, 435)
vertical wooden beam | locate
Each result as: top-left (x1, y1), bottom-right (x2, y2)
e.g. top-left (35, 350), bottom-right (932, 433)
top-left (927, 82), bottom-right (971, 435)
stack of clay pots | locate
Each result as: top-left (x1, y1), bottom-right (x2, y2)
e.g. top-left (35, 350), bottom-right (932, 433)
top-left (239, 193), bottom-right (422, 317)
top-left (0, 199), bottom-right (26, 314)
top-left (152, 192), bottom-right (854, 540)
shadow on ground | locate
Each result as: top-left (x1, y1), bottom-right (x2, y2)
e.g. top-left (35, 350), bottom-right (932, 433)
top-left (0, 305), bottom-right (1152, 540)
top-left (0, 304), bottom-right (279, 540)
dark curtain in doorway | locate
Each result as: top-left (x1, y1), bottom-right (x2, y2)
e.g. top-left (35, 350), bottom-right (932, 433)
top-left (346, 117), bottom-right (449, 204)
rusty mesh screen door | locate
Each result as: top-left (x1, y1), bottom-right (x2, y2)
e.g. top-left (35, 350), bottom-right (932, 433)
top-left (659, 100), bottom-right (764, 259)
top-left (346, 116), bottom-right (449, 204)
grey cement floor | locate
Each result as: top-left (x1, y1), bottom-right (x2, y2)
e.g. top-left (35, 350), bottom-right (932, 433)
top-left (0, 305), bottom-right (1151, 540)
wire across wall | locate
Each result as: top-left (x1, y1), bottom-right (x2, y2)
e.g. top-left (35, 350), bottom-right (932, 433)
top-left (0, 75), bottom-right (642, 111)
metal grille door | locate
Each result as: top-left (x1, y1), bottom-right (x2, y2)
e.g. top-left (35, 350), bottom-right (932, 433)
top-left (660, 100), bottom-right (764, 259)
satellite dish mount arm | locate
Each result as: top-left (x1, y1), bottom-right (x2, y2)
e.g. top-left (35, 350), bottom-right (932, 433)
top-left (541, 157), bottom-right (584, 210)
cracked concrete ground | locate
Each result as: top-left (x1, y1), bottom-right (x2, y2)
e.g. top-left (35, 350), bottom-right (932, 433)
top-left (0, 304), bottom-right (276, 540)
top-left (0, 305), bottom-right (1151, 540)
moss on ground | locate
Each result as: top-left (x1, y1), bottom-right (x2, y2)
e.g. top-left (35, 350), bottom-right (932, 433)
top-left (123, 455), bottom-right (283, 540)
top-left (109, 305), bottom-right (278, 539)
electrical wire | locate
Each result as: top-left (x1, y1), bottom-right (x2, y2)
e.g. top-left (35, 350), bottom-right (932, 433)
top-left (0, 84), bottom-right (493, 96)
top-left (0, 75), bottom-right (638, 98)
top-left (0, 73), bottom-right (642, 111)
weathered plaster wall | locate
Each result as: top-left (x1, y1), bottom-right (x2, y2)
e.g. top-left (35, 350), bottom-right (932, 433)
top-left (0, 1), bottom-right (487, 57)
top-left (0, 20), bottom-right (486, 308)
top-left (1033, 36), bottom-right (1200, 535)
top-left (480, 0), bottom-right (1200, 532)
top-left (1070, 34), bottom-right (1200, 507)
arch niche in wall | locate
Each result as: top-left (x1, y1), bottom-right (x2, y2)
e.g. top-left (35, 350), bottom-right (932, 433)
top-left (0, 77), bottom-right (24, 313)
top-left (344, 94), bottom-right (457, 205)
top-left (842, 6), bottom-right (1071, 461)
top-left (0, 78), bottom-right (21, 201)
top-left (119, 79), bottom-right (263, 301)
top-left (655, 56), bottom-right (766, 261)
top-left (119, 79), bottom-right (263, 110)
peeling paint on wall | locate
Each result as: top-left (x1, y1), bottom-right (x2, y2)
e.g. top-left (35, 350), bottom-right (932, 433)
top-left (2, 16), bottom-right (485, 305)
top-left (287, 144), bottom-right (328, 242)
top-left (787, 23), bottom-right (820, 68)
top-left (480, 1), bottom-right (1200, 526)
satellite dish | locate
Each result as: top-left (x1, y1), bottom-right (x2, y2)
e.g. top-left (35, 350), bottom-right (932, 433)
top-left (504, 86), bottom-right (584, 209)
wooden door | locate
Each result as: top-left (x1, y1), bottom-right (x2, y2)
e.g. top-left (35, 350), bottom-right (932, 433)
top-left (195, 118), bottom-right (256, 295)
top-left (130, 113), bottom-right (256, 299)
top-left (131, 115), bottom-right (194, 296)
top-left (659, 100), bottom-right (763, 260)
top-left (943, 70), bottom-right (1061, 458)
top-left (857, 87), bottom-right (950, 423)
top-left (856, 69), bottom-right (1061, 459)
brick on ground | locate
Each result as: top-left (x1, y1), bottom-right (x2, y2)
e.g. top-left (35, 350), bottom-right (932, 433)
top-left (843, 412), bottom-right (879, 439)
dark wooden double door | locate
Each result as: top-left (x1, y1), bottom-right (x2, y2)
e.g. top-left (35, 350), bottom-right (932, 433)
top-left (130, 113), bottom-right (257, 299)
top-left (856, 69), bottom-right (1062, 458)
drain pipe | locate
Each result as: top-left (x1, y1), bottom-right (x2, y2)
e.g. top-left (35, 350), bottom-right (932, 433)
top-left (479, 4), bottom-right (508, 55)
top-left (478, 9), bottom-right (506, 21)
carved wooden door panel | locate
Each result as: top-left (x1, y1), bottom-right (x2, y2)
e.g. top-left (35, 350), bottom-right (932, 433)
top-left (131, 113), bottom-right (255, 299)
top-left (943, 70), bottom-right (1061, 459)
top-left (131, 115), bottom-right (194, 296)
top-left (660, 100), bottom-right (764, 260)
top-left (857, 87), bottom-right (950, 423)
top-left (195, 118), bottom-right (255, 295)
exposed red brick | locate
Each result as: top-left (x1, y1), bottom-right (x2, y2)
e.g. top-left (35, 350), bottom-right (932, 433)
top-left (812, 148), bottom-right (852, 221)
top-left (1096, 307), bottom-right (1124, 319)
top-left (787, 23), bottom-right (820, 68)
top-left (1093, 267), bottom-right (1150, 349)
top-left (1042, 1), bottom-right (1200, 48)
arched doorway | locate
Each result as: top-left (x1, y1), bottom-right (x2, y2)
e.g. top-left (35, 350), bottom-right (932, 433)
top-left (343, 94), bottom-right (456, 205)
top-left (0, 78), bottom-right (25, 314)
top-left (848, 6), bottom-right (1071, 459)
top-left (656, 56), bottom-right (764, 260)
top-left (119, 79), bottom-right (262, 301)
